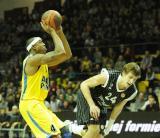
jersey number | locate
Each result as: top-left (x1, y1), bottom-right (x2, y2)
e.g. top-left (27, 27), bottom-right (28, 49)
top-left (105, 92), bottom-right (117, 104)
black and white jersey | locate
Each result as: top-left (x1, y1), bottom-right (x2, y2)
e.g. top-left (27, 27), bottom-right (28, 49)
top-left (90, 68), bottom-right (137, 108)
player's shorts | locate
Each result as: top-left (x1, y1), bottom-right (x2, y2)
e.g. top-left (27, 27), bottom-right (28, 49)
top-left (76, 91), bottom-right (107, 126)
top-left (19, 100), bottom-right (65, 138)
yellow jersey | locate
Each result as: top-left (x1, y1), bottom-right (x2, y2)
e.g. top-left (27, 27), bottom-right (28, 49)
top-left (20, 56), bottom-right (49, 101)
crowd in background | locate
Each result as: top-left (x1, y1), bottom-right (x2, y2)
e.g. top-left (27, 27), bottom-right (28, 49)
top-left (0, 0), bottom-right (160, 131)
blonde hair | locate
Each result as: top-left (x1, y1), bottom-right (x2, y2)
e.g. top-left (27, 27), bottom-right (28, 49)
top-left (122, 62), bottom-right (141, 78)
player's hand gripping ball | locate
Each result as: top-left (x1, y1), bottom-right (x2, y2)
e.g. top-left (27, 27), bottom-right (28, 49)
top-left (41, 10), bottom-right (62, 30)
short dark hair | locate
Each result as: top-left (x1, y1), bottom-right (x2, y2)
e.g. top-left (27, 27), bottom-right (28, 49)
top-left (122, 62), bottom-right (141, 78)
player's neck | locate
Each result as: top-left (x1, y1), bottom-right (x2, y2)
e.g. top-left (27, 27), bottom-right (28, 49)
top-left (30, 51), bottom-right (36, 55)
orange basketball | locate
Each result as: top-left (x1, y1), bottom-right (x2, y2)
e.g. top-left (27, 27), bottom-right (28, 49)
top-left (41, 10), bottom-right (62, 30)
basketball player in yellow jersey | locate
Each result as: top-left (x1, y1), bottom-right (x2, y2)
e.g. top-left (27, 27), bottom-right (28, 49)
top-left (19, 22), bottom-right (77, 138)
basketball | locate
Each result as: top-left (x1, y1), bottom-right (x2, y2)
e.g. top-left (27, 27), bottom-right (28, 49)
top-left (41, 10), bottom-right (62, 30)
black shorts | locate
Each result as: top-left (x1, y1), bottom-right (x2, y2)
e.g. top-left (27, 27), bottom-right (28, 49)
top-left (76, 91), bottom-right (107, 125)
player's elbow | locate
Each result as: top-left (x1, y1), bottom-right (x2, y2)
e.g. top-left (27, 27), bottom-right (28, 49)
top-left (66, 51), bottom-right (72, 59)
top-left (67, 53), bottom-right (72, 60)
top-left (80, 81), bottom-right (87, 90)
top-left (64, 52), bottom-right (72, 60)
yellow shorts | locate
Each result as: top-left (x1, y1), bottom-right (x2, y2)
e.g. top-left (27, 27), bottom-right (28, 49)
top-left (19, 100), bottom-right (65, 138)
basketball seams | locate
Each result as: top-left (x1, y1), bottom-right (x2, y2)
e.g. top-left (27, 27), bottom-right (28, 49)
top-left (41, 10), bottom-right (62, 30)
top-left (49, 13), bottom-right (56, 29)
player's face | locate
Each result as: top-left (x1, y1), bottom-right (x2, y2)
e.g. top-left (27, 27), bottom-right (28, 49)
top-left (122, 72), bottom-right (138, 89)
top-left (34, 40), bottom-right (47, 54)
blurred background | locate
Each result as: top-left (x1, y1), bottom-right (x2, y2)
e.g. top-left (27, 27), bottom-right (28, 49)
top-left (0, 0), bottom-right (160, 138)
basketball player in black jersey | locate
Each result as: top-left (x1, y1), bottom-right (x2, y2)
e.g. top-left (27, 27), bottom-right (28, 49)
top-left (76, 62), bottom-right (141, 138)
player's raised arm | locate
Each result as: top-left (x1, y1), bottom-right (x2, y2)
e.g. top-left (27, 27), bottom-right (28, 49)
top-left (56, 27), bottom-right (72, 60)
top-left (26, 23), bottom-right (71, 69)
top-left (41, 10), bottom-right (72, 67)
top-left (47, 26), bottom-right (72, 67)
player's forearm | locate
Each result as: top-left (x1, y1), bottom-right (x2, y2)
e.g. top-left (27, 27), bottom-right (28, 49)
top-left (109, 100), bottom-right (126, 120)
top-left (80, 82), bottom-right (95, 107)
top-left (50, 30), bottom-right (65, 54)
top-left (110, 105), bottom-right (123, 120)
top-left (104, 102), bottom-right (126, 136)
top-left (56, 28), bottom-right (72, 59)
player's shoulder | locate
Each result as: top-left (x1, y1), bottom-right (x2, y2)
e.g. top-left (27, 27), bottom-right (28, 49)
top-left (127, 83), bottom-right (137, 94)
top-left (27, 54), bottom-right (44, 60)
top-left (106, 69), bottom-right (121, 76)
top-left (125, 84), bottom-right (138, 101)
top-left (100, 68), bottom-right (120, 84)
top-left (23, 55), bottom-right (43, 75)
top-left (25, 54), bottom-right (44, 66)
top-left (101, 68), bottom-right (120, 73)
top-left (23, 56), bottom-right (30, 67)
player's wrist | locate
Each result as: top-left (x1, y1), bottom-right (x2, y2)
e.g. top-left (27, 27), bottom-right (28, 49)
top-left (104, 119), bottom-right (115, 136)
top-left (50, 29), bottom-right (56, 35)
top-left (56, 26), bottom-right (63, 34)
top-left (88, 101), bottom-right (96, 107)
top-left (105, 119), bottom-right (115, 128)
top-left (108, 119), bottom-right (115, 124)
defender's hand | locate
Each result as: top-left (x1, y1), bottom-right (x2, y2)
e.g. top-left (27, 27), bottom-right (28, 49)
top-left (89, 105), bottom-right (100, 120)
top-left (104, 127), bottom-right (110, 136)
top-left (104, 119), bottom-right (115, 136)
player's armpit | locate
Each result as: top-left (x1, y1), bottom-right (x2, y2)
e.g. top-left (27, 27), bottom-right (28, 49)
top-left (27, 51), bottom-right (68, 67)
top-left (27, 54), bottom-right (44, 66)
top-left (47, 52), bottom-right (70, 67)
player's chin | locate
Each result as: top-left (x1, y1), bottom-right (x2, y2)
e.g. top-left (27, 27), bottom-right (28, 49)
top-left (126, 84), bottom-right (131, 88)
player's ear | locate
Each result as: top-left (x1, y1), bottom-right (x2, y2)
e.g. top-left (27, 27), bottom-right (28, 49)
top-left (32, 45), bottom-right (37, 51)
